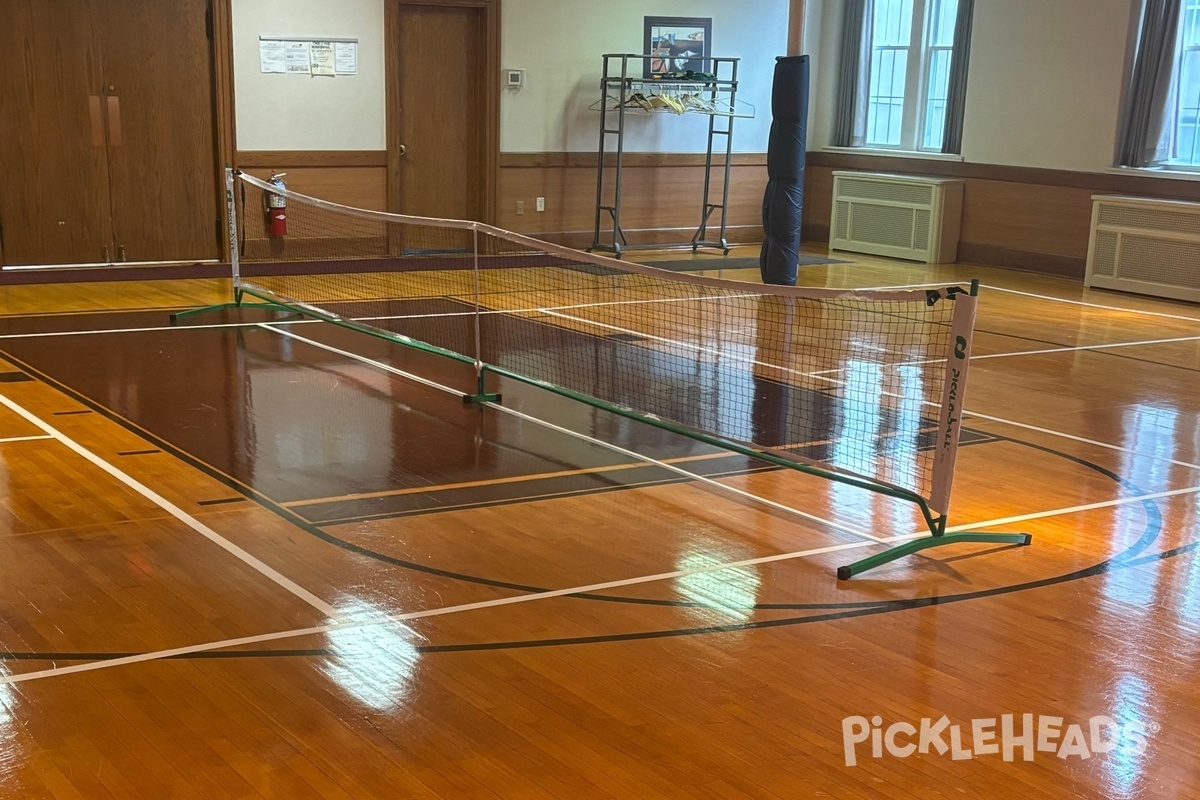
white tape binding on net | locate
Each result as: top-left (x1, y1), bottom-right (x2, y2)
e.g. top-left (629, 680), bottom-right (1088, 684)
top-left (928, 291), bottom-right (978, 516)
top-left (235, 172), bottom-right (958, 305)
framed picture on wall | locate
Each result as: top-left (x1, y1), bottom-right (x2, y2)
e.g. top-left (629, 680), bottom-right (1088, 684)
top-left (643, 16), bottom-right (712, 78)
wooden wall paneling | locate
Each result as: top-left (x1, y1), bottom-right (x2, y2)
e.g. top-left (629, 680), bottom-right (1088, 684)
top-left (95, 0), bottom-right (221, 263)
top-left (498, 162), bottom-right (768, 246)
top-left (0, 0), bottom-right (114, 266)
top-left (237, 167), bottom-right (389, 260)
top-left (238, 167), bottom-right (388, 211)
top-left (805, 153), bottom-right (1114, 275)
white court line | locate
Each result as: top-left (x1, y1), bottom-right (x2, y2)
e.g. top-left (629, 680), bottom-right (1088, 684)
top-left (5, 477), bottom-right (1198, 688)
top-left (261, 324), bottom-right (885, 544)
top-left (973, 333), bottom-right (1200, 360)
top-left (0, 392), bottom-right (340, 619)
top-left (945, 484), bottom-right (1200, 532)
top-left (0, 534), bottom-right (915, 687)
top-left (540, 309), bottom-right (832, 384)
top-left (536, 307), bottom-right (1200, 474)
top-left (0, 320), bottom-right (318, 340)
top-left (805, 332), bottom-right (1200, 376)
top-left (0, 434), bottom-right (54, 444)
top-left (962, 411), bottom-right (1200, 471)
top-left (986, 285), bottom-right (1200, 324)
top-left (0, 292), bottom-right (760, 341)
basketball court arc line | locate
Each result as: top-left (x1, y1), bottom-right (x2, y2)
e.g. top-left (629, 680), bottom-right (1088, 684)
top-left (0, 535), bottom-right (911, 688)
top-left (259, 323), bottom-right (887, 544)
top-left (3, 478), bottom-right (1196, 688)
top-left (0, 391), bottom-right (340, 619)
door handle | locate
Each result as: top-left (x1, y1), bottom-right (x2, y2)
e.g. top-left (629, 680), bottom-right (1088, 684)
top-left (88, 96), bottom-right (104, 146)
top-left (399, 144), bottom-right (407, 157)
top-left (106, 96), bottom-right (122, 147)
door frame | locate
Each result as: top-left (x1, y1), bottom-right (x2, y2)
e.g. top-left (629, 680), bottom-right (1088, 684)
top-left (385, 0), bottom-right (500, 224)
top-left (211, 0), bottom-right (238, 257)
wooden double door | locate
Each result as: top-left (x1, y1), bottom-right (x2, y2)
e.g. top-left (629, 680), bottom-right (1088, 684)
top-left (0, 0), bottom-right (220, 266)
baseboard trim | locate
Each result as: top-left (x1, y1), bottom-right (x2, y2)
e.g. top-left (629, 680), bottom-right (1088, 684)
top-left (957, 243), bottom-right (1086, 278)
top-left (529, 225), bottom-right (764, 250)
top-left (501, 152), bottom-right (768, 169)
top-left (802, 223), bottom-right (1085, 276)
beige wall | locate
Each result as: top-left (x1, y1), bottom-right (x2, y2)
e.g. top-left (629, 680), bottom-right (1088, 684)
top-left (231, 0), bottom-right (386, 151)
top-left (807, 0), bottom-right (1138, 173)
top-left (961, 0), bottom-right (1135, 171)
top-left (500, 0), bottom-right (790, 153)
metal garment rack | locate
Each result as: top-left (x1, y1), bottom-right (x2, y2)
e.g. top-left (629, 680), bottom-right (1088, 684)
top-left (589, 54), bottom-right (742, 258)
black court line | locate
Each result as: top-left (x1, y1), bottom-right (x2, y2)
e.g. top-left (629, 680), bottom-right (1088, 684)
top-left (0, 442), bottom-right (1179, 663)
top-left (0, 341), bottom-right (1010, 612)
top-left (197, 497), bottom-right (248, 507)
top-left (309, 436), bottom-right (998, 527)
top-left (0, 338), bottom-right (1171, 640)
top-left (117, 449), bottom-right (162, 457)
top-left (52, 409), bottom-right (92, 416)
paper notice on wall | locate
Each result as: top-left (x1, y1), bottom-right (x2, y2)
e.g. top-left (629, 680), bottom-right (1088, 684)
top-left (334, 41), bottom-right (358, 75)
top-left (284, 41), bottom-right (311, 74)
top-left (259, 40), bottom-right (286, 73)
top-left (309, 41), bottom-right (336, 76)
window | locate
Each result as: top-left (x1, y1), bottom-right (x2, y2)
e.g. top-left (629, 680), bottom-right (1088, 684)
top-left (1171, 0), bottom-right (1200, 166)
top-left (864, 0), bottom-right (959, 152)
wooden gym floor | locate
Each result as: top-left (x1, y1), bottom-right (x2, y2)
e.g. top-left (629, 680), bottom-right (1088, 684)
top-left (0, 246), bottom-right (1198, 798)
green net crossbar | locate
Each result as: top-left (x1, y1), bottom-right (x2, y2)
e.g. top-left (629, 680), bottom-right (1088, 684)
top-left (228, 169), bottom-right (978, 521)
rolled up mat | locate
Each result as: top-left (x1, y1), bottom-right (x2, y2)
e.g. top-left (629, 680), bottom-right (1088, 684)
top-left (760, 55), bottom-right (810, 286)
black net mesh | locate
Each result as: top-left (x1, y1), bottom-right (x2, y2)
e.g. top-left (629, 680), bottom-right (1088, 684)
top-left (235, 174), bottom-right (965, 506)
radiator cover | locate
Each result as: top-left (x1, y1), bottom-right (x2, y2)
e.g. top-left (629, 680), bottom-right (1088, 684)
top-left (829, 171), bottom-right (964, 264)
top-left (1086, 195), bottom-right (1200, 303)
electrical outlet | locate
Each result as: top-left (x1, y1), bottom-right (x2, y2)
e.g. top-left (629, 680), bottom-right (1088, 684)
top-left (536, 197), bottom-right (546, 212)
top-left (516, 200), bottom-right (525, 215)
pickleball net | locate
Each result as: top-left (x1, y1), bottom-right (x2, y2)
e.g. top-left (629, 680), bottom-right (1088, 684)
top-left (191, 168), bottom-right (1029, 577)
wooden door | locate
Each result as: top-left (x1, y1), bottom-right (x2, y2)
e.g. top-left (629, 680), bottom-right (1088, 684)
top-left (392, 4), bottom-right (487, 222)
top-left (94, 0), bottom-right (220, 262)
top-left (0, 0), bottom-right (114, 266)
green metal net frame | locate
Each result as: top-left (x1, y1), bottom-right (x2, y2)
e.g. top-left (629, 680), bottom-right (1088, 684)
top-left (175, 168), bottom-right (1031, 580)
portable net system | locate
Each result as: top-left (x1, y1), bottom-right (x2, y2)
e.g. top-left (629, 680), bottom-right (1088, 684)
top-left (182, 169), bottom-right (1029, 578)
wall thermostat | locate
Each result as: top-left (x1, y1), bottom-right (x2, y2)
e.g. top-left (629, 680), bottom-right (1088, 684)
top-left (505, 69), bottom-right (525, 89)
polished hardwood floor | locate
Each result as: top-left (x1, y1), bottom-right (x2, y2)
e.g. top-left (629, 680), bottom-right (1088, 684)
top-left (0, 247), bottom-right (1198, 798)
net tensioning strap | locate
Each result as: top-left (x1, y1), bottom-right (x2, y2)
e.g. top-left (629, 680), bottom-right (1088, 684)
top-left (227, 170), bottom-right (976, 525)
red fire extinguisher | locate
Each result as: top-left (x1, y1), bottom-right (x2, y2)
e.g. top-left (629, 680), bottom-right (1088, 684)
top-left (266, 172), bottom-right (288, 238)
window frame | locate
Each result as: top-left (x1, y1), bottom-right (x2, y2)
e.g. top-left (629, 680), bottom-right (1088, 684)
top-left (863, 0), bottom-right (955, 153)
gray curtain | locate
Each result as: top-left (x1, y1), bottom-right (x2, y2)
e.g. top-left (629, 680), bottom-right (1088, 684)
top-left (941, 0), bottom-right (975, 154)
top-left (1117, 0), bottom-right (1183, 167)
top-left (832, 0), bottom-right (873, 147)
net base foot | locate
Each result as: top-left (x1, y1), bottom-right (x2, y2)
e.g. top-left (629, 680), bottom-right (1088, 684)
top-left (837, 531), bottom-right (1032, 580)
top-left (463, 393), bottom-right (502, 405)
